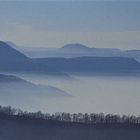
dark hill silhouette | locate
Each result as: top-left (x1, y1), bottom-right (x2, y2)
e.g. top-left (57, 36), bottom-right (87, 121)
top-left (0, 41), bottom-right (66, 76)
top-left (0, 41), bottom-right (31, 72)
top-left (0, 106), bottom-right (140, 140)
top-left (1, 115), bottom-right (140, 140)
top-left (35, 57), bottom-right (140, 74)
top-left (1, 41), bottom-right (140, 75)
top-left (0, 41), bottom-right (28, 61)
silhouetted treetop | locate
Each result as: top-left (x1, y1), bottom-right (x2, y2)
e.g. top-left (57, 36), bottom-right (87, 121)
top-left (0, 105), bottom-right (140, 124)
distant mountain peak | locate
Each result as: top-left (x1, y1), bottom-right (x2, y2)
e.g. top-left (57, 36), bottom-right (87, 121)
top-left (61, 43), bottom-right (91, 51)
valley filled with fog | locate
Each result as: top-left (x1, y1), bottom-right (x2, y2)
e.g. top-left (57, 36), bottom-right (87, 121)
top-left (1, 73), bottom-right (139, 116)
top-left (1, 2), bottom-right (140, 139)
top-left (0, 41), bottom-right (140, 116)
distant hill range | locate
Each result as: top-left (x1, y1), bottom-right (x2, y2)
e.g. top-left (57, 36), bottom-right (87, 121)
top-left (35, 57), bottom-right (140, 75)
top-left (1, 41), bottom-right (140, 75)
top-left (0, 41), bottom-right (65, 75)
top-left (60, 43), bottom-right (92, 52)
top-left (13, 43), bottom-right (140, 62)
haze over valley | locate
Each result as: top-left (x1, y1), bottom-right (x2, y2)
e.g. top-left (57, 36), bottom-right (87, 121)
top-left (0, 41), bottom-right (140, 115)
top-left (1, 1), bottom-right (140, 139)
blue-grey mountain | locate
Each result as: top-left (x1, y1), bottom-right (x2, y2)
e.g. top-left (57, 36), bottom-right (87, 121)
top-left (18, 43), bottom-right (140, 62)
top-left (0, 41), bottom-right (64, 75)
top-left (1, 41), bottom-right (140, 75)
top-left (35, 57), bottom-right (140, 75)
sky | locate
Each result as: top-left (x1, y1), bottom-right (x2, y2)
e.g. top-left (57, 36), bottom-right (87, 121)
top-left (0, 1), bottom-right (140, 49)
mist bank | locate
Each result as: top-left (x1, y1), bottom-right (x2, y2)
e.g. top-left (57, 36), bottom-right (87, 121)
top-left (0, 73), bottom-right (70, 98)
top-left (7, 74), bottom-right (139, 115)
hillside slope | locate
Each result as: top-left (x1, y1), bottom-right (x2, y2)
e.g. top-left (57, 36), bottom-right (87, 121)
top-left (0, 41), bottom-right (66, 75)
top-left (35, 57), bottom-right (140, 74)
top-left (0, 113), bottom-right (140, 140)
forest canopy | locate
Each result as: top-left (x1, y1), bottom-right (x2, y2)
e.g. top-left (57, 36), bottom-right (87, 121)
top-left (0, 105), bottom-right (140, 124)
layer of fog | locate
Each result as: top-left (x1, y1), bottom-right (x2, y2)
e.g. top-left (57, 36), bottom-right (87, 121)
top-left (1, 74), bottom-right (139, 116)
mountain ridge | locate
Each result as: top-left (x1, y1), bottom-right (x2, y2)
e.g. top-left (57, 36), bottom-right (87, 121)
top-left (1, 41), bottom-right (140, 75)
top-left (61, 43), bottom-right (92, 52)
top-left (0, 41), bottom-right (67, 76)
top-left (13, 42), bottom-right (140, 61)
top-left (35, 56), bottom-right (140, 74)
top-left (0, 41), bottom-right (29, 61)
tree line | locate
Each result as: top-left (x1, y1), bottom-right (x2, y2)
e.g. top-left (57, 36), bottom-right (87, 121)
top-left (0, 105), bottom-right (140, 124)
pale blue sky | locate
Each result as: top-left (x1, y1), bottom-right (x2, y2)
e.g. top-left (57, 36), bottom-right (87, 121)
top-left (0, 1), bottom-right (140, 49)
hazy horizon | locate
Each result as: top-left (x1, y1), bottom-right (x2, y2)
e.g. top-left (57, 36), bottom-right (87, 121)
top-left (1, 1), bottom-right (140, 139)
top-left (0, 1), bottom-right (140, 50)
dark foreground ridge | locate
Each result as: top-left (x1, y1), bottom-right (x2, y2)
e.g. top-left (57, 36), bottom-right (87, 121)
top-left (0, 105), bottom-right (140, 140)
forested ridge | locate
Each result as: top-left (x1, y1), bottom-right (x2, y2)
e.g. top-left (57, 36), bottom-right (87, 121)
top-left (0, 105), bottom-right (140, 140)
top-left (0, 105), bottom-right (140, 124)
